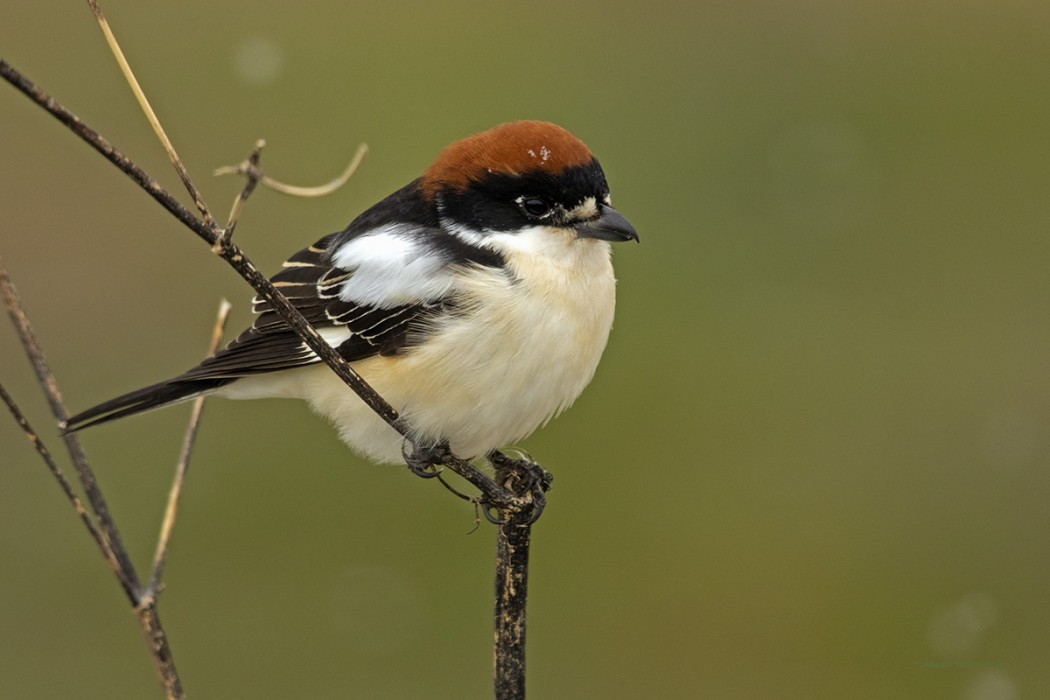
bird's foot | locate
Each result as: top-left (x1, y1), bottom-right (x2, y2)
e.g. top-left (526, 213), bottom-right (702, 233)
top-left (402, 440), bottom-right (453, 479)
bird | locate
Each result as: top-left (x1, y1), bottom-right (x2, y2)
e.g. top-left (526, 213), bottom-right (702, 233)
top-left (62, 120), bottom-right (638, 466)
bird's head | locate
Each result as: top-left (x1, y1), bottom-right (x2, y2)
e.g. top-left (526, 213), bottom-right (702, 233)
top-left (420, 121), bottom-right (638, 246)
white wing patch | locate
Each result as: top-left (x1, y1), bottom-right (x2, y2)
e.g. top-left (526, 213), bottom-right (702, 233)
top-left (318, 326), bottom-right (353, 347)
top-left (293, 326), bottom-right (353, 362)
top-left (329, 224), bottom-right (456, 307)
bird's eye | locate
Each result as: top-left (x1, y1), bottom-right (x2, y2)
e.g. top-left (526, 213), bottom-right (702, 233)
top-left (519, 196), bottom-right (552, 218)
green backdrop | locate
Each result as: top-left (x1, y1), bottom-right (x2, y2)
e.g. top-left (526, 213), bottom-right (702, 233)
top-left (2, 1), bottom-right (1048, 698)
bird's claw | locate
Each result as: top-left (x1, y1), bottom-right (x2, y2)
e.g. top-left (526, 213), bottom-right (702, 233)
top-left (402, 440), bottom-right (452, 479)
top-left (480, 502), bottom-right (509, 525)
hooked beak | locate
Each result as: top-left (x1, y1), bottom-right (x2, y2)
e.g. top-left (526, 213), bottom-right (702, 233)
top-left (574, 205), bottom-right (639, 243)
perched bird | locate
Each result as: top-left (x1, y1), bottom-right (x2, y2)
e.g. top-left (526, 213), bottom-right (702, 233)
top-left (63, 121), bottom-right (638, 465)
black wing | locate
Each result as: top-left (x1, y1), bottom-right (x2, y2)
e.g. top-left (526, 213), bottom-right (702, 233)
top-left (179, 232), bottom-right (440, 382)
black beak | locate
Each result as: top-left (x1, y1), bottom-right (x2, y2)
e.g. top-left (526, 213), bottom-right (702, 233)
top-left (574, 205), bottom-right (639, 243)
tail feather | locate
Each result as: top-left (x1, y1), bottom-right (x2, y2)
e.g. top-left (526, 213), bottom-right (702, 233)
top-left (62, 377), bottom-right (233, 433)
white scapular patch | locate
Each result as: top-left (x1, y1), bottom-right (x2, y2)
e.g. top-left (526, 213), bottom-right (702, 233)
top-left (318, 326), bottom-right (354, 347)
top-left (441, 221), bottom-right (487, 246)
top-left (329, 225), bottom-right (456, 307)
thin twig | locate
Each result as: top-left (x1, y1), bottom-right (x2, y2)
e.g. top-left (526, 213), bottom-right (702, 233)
top-left (215, 142), bottom-right (369, 198)
top-left (146, 299), bottom-right (232, 600)
top-left (0, 260), bottom-right (140, 601)
top-left (215, 141), bottom-right (266, 251)
top-left (0, 381), bottom-right (119, 577)
top-left (85, 0), bottom-right (215, 226)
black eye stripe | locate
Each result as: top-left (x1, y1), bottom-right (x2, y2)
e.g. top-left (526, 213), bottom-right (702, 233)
top-left (438, 158), bottom-right (611, 233)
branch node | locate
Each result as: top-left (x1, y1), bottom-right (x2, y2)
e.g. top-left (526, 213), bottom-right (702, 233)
top-left (136, 592), bottom-right (156, 612)
top-left (214, 139), bottom-right (266, 251)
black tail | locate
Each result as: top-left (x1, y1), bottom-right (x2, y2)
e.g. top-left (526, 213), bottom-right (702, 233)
top-left (62, 377), bottom-right (233, 433)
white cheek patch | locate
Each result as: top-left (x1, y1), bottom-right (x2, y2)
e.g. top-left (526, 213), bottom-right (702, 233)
top-left (483, 225), bottom-right (587, 265)
top-left (330, 225), bottom-right (456, 307)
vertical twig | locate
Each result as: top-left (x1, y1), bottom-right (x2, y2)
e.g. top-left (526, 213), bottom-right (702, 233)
top-left (138, 603), bottom-right (185, 700)
top-left (493, 518), bottom-right (532, 700)
top-left (489, 453), bottom-right (548, 699)
top-left (146, 300), bottom-right (232, 599)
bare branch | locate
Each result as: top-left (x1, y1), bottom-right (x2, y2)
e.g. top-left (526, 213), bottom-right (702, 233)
top-left (146, 299), bottom-right (232, 600)
top-left (85, 0), bottom-right (215, 226)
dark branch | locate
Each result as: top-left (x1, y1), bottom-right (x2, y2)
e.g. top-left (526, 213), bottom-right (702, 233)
top-left (489, 452), bottom-right (552, 699)
top-left (494, 519), bottom-right (531, 700)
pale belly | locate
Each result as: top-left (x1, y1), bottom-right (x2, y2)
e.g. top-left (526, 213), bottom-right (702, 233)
top-left (223, 238), bottom-right (618, 464)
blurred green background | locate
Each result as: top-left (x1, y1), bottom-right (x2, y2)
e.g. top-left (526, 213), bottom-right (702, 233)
top-left (2, 1), bottom-right (1049, 698)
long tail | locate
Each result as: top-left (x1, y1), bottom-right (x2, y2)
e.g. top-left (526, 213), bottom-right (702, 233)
top-left (61, 376), bottom-right (233, 433)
